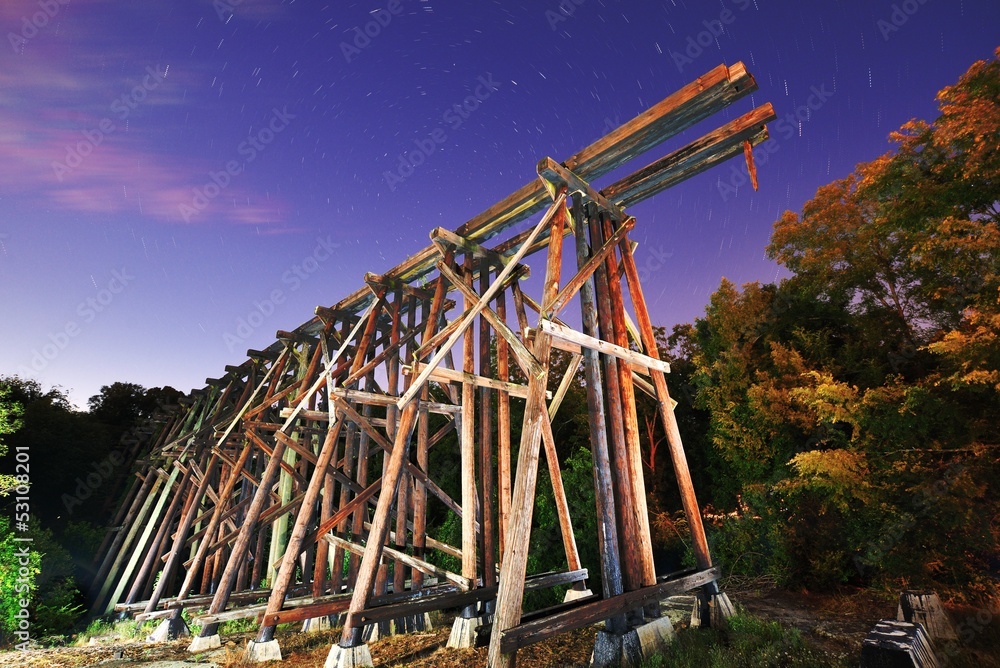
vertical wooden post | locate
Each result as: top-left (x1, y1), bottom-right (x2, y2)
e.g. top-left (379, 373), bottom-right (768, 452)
top-left (539, 412), bottom-right (583, 572)
top-left (460, 254), bottom-right (478, 615)
top-left (338, 404), bottom-right (419, 647)
top-left (496, 285), bottom-right (512, 562)
top-left (197, 430), bottom-right (293, 639)
top-left (338, 253), bottom-right (453, 649)
top-left (487, 192), bottom-right (566, 668)
top-left (479, 262), bottom-right (497, 594)
top-left (601, 215), bottom-right (657, 591)
top-left (411, 297), bottom-right (431, 591)
top-left (572, 196), bottom-right (625, 622)
top-left (124, 464), bottom-right (194, 605)
top-left (588, 206), bottom-right (645, 602)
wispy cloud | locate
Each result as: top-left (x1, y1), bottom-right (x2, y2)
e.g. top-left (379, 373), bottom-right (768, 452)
top-left (1, 1), bottom-right (292, 228)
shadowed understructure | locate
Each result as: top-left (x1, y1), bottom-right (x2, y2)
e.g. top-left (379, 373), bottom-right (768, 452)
top-left (89, 62), bottom-right (774, 667)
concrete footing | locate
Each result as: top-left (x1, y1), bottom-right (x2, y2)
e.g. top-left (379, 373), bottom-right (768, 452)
top-left (325, 643), bottom-right (374, 668)
top-left (591, 615), bottom-right (675, 667)
top-left (363, 613), bottom-right (433, 642)
top-left (710, 592), bottom-right (736, 628)
top-left (861, 620), bottom-right (938, 668)
top-left (245, 639), bottom-right (282, 662)
top-left (690, 591), bottom-right (735, 629)
top-left (898, 590), bottom-right (958, 642)
top-left (187, 633), bottom-right (222, 653)
top-left (564, 587), bottom-right (594, 602)
top-left (447, 615), bottom-right (485, 649)
top-left (302, 615), bottom-right (335, 633)
top-left (147, 616), bottom-right (190, 642)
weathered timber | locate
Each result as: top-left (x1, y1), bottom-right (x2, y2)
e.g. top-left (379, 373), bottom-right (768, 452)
top-left (498, 567), bottom-right (720, 653)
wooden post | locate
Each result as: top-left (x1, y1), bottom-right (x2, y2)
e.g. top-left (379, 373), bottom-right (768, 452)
top-left (479, 261), bottom-right (498, 596)
top-left (572, 196), bottom-right (625, 627)
top-left (496, 283), bottom-right (512, 562)
top-left (487, 191), bottom-right (566, 668)
top-left (601, 215), bottom-right (657, 591)
top-left (588, 206), bottom-right (645, 603)
top-left (197, 430), bottom-right (294, 639)
top-left (460, 254), bottom-right (478, 617)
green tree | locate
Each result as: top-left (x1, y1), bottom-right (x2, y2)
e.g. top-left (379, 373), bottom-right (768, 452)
top-left (0, 383), bottom-right (24, 496)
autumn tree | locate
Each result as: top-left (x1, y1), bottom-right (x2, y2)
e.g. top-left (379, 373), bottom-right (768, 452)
top-left (680, 49), bottom-right (1000, 593)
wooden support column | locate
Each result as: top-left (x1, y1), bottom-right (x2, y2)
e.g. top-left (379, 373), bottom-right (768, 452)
top-left (539, 412), bottom-right (582, 573)
top-left (487, 189), bottom-right (566, 668)
top-left (197, 430), bottom-right (294, 639)
top-left (601, 215), bottom-right (657, 592)
top-left (89, 469), bottom-right (157, 608)
top-left (588, 205), bottom-right (646, 603)
top-left (618, 235), bottom-right (713, 572)
top-left (411, 298), bottom-right (431, 591)
top-left (479, 261), bottom-right (497, 596)
top-left (572, 194), bottom-right (626, 632)
top-left (337, 403), bottom-right (419, 647)
top-left (496, 283), bottom-right (512, 562)
top-left (460, 254), bottom-right (478, 617)
top-left (124, 463), bottom-right (194, 605)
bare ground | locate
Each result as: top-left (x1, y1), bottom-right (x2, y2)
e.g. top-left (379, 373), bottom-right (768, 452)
top-left (2, 585), bottom-right (995, 667)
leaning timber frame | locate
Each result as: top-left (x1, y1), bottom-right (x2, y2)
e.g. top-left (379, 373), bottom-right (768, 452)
top-left (92, 62), bottom-right (774, 667)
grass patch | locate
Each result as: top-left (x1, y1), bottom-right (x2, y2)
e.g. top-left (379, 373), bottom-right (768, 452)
top-left (641, 614), bottom-right (849, 668)
top-left (74, 617), bottom-right (160, 645)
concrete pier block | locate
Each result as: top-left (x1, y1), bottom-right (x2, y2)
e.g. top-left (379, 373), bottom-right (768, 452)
top-left (147, 616), bottom-right (190, 642)
top-left (325, 643), bottom-right (374, 668)
top-left (245, 639), bottom-right (282, 662)
top-left (447, 615), bottom-right (484, 649)
top-left (187, 633), bottom-right (221, 653)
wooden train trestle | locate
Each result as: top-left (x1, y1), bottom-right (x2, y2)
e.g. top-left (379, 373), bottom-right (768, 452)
top-left (93, 62), bottom-right (774, 667)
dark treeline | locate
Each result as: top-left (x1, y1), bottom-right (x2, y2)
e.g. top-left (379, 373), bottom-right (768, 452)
top-left (0, 379), bottom-right (180, 639)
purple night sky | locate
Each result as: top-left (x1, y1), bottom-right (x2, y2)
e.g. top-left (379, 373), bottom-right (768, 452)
top-left (1, 0), bottom-right (997, 407)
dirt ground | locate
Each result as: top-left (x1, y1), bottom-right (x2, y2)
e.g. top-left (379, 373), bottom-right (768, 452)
top-left (0, 585), bottom-right (991, 667)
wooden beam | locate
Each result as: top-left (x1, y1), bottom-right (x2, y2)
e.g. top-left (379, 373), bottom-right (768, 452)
top-left (324, 534), bottom-right (471, 590)
top-left (402, 364), bottom-right (535, 399)
top-left (499, 567), bottom-right (720, 653)
top-left (534, 320), bottom-right (671, 374)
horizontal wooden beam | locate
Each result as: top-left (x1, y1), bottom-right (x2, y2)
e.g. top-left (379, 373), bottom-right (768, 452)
top-left (402, 364), bottom-right (538, 399)
top-left (533, 320), bottom-right (671, 374)
top-left (323, 534), bottom-right (472, 591)
top-left (499, 567), bottom-right (720, 653)
top-left (359, 568), bottom-right (588, 625)
top-left (605, 103), bottom-right (775, 207)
